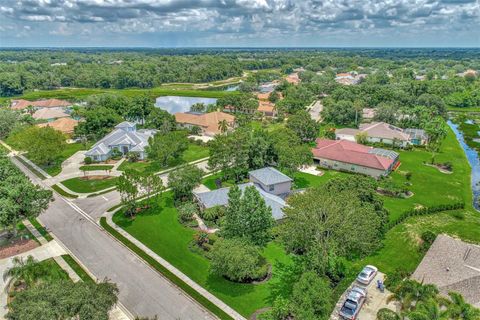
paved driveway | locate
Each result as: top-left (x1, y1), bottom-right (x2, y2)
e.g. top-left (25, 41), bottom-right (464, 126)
top-left (11, 156), bottom-right (215, 320)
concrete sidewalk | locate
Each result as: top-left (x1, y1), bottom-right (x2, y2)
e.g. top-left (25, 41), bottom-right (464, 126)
top-left (104, 210), bottom-right (246, 320)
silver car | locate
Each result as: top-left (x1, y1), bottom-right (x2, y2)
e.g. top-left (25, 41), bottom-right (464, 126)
top-left (356, 265), bottom-right (378, 285)
top-left (339, 286), bottom-right (367, 320)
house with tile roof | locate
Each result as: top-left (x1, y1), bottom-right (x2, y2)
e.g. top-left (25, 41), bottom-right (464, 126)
top-left (32, 108), bottom-right (70, 121)
top-left (85, 121), bottom-right (156, 162)
top-left (37, 117), bottom-right (78, 135)
top-left (335, 122), bottom-right (427, 147)
top-left (412, 234), bottom-right (480, 308)
top-left (11, 99), bottom-right (72, 111)
top-left (174, 111), bottom-right (235, 136)
top-left (194, 167), bottom-right (293, 221)
top-left (312, 139), bottom-right (399, 178)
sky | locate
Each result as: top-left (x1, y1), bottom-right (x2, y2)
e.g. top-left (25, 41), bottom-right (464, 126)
top-left (0, 0), bottom-right (479, 48)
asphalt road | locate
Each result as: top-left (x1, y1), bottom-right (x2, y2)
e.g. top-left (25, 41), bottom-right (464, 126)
top-left (11, 156), bottom-right (215, 320)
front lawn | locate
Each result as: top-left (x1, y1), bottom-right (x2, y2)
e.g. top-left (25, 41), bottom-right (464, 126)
top-left (33, 143), bottom-right (89, 177)
top-left (61, 176), bottom-right (118, 193)
top-left (113, 192), bottom-right (293, 318)
top-left (79, 165), bottom-right (114, 171)
top-left (118, 143), bottom-right (209, 174)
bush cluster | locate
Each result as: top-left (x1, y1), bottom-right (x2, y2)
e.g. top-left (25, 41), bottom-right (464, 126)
top-left (387, 202), bottom-right (465, 229)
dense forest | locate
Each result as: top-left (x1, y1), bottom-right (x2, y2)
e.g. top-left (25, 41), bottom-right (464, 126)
top-left (1, 48), bottom-right (480, 97)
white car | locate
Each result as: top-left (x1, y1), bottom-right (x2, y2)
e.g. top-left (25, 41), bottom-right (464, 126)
top-left (339, 286), bottom-right (367, 319)
top-left (356, 265), bottom-right (378, 285)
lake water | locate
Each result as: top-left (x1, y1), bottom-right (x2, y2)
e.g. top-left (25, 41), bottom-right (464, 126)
top-left (447, 120), bottom-right (480, 210)
top-left (155, 96), bottom-right (218, 114)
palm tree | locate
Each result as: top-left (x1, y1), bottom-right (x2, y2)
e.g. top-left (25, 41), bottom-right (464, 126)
top-left (218, 119), bottom-right (229, 134)
top-left (406, 298), bottom-right (448, 320)
top-left (3, 256), bottom-right (44, 292)
top-left (445, 292), bottom-right (480, 320)
top-left (387, 280), bottom-right (439, 312)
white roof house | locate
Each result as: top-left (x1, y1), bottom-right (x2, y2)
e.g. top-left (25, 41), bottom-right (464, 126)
top-left (85, 121), bottom-right (156, 162)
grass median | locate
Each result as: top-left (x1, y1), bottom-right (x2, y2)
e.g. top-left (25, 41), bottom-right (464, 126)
top-left (100, 217), bottom-right (233, 320)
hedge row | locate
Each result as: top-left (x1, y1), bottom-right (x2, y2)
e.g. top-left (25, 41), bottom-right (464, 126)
top-left (388, 202), bottom-right (465, 229)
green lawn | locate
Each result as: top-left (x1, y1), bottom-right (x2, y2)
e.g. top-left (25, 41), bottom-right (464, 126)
top-left (61, 255), bottom-right (94, 283)
top-left (118, 143), bottom-right (209, 174)
top-left (0, 87), bottom-right (237, 104)
top-left (79, 165), bottom-right (114, 171)
top-left (61, 176), bottom-right (118, 193)
top-left (29, 218), bottom-right (53, 241)
top-left (201, 172), bottom-right (236, 190)
top-left (113, 192), bottom-right (293, 318)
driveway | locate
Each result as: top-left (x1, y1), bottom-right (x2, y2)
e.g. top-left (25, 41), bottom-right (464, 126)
top-left (10, 156), bottom-right (215, 320)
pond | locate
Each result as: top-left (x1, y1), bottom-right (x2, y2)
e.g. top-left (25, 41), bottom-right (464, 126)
top-left (155, 96), bottom-right (218, 114)
top-left (448, 120), bottom-right (480, 210)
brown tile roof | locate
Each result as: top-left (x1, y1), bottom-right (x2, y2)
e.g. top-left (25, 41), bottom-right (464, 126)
top-left (258, 101), bottom-right (275, 113)
top-left (37, 117), bottom-right (78, 134)
top-left (175, 111), bottom-right (235, 135)
top-left (11, 99), bottom-right (72, 110)
top-left (412, 235), bottom-right (480, 308)
top-left (32, 108), bottom-right (70, 120)
top-left (257, 93), bottom-right (270, 101)
top-left (285, 73), bottom-right (300, 84)
top-left (358, 122), bottom-right (411, 141)
top-left (312, 139), bottom-right (396, 170)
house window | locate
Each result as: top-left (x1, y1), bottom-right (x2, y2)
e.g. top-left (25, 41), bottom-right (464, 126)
top-left (269, 185), bottom-right (274, 192)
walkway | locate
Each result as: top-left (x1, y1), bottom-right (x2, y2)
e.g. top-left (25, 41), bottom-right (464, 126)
top-left (105, 210), bottom-right (246, 320)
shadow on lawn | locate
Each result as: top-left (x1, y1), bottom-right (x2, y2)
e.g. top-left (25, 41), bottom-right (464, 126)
top-left (205, 272), bottom-right (256, 298)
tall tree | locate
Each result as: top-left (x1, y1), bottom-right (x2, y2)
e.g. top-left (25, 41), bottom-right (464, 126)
top-left (290, 271), bottom-right (333, 320)
top-left (145, 108), bottom-right (176, 133)
top-left (116, 170), bottom-right (140, 217)
top-left (167, 164), bottom-right (204, 201)
top-left (146, 131), bottom-right (189, 167)
top-left (424, 117), bottom-right (448, 163)
top-left (286, 110), bottom-right (319, 142)
top-left (223, 185), bottom-right (274, 246)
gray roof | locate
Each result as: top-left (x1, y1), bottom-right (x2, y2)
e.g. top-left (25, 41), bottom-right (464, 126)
top-left (85, 124), bottom-right (156, 157)
top-left (412, 234), bottom-right (480, 308)
top-left (249, 167), bottom-right (293, 186)
top-left (369, 148), bottom-right (399, 160)
top-left (115, 121), bottom-right (136, 129)
top-left (194, 182), bottom-right (286, 220)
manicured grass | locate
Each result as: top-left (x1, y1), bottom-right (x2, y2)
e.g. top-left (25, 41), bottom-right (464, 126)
top-left (51, 184), bottom-right (79, 198)
top-left (112, 192), bottom-right (293, 318)
top-left (80, 165), bottom-right (114, 171)
top-left (37, 258), bottom-right (70, 281)
top-left (28, 218), bottom-right (53, 241)
top-left (201, 172), bottom-right (235, 190)
top-left (292, 170), bottom-right (349, 189)
top-left (61, 255), bottom-right (95, 283)
top-left (61, 176), bottom-right (118, 193)
top-left (13, 156), bottom-right (47, 180)
top-left (100, 216), bottom-right (234, 320)
top-left (118, 143), bottom-right (209, 174)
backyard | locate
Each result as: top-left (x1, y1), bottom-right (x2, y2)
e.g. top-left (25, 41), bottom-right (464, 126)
top-left (118, 143), bottom-right (209, 174)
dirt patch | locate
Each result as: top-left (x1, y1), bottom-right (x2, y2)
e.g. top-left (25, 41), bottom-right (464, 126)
top-left (80, 175), bottom-right (113, 181)
top-left (252, 264), bottom-right (273, 284)
top-left (0, 239), bottom-right (39, 259)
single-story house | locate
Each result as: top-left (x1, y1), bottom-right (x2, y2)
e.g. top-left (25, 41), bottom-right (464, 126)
top-left (335, 72), bottom-right (366, 85)
top-left (11, 98), bottom-right (72, 111)
top-left (312, 139), bottom-right (399, 178)
top-left (335, 122), bottom-right (427, 147)
top-left (85, 121), bottom-right (156, 162)
top-left (174, 111), bottom-right (235, 136)
top-left (412, 235), bottom-right (480, 308)
top-left (32, 108), bottom-right (70, 121)
top-left (285, 72), bottom-right (300, 84)
top-left (194, 167), bottom-right (292, 220)
top-left (37, 117), bottom-right (78, 135)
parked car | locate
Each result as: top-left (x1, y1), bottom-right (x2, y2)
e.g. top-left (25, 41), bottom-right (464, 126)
top-left (356, 265), bottom-right (378, 285)
top-left (339, 286), bottom-right (367, 319)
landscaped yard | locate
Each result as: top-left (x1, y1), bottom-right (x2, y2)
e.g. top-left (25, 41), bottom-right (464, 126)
top-left (79, 165), bottom-right (114, 171)
top-left (118, 143), bottom-right (209, 174)
top-left (61, 176), bottom-right (118, 193)
top-left (113, 192), bottom-right (293, 318)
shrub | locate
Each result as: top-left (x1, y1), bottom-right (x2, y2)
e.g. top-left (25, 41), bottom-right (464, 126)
top-left (111, 149), bottom-right (123, 160)
top-left (376, 308), bottom-right (400, 320)
top-left (177, 202), bottom-right (198, 223)
top-left (84, 156), bottom-right (92, 165)
top-left (127, 152), bottom-right (139, 163)
top-left (405, 171), bottom-right (412, 181)
top-left (451, 210), bottom-right (465, 220)
top-left (201, 205), bottom-right (225, 221)
top-left (420, 230), bottom-right (437, 252)
top-left (193, 231), bottom-right (209, 249)
top-left (384, 268), bottom-right (410, 290)
top-left (209, 238), bottom-right (267, 283)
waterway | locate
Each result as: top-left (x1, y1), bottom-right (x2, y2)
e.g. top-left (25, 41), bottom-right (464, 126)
top-left (447, 120), bottom-right (480, 210)
top-left (155, 96), bottom-right (218, 114)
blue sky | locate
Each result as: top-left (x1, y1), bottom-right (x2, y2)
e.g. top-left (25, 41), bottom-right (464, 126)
top-left (0, 0), bottom-right (479, 47)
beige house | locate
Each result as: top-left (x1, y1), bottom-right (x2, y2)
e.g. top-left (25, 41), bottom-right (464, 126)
top-left (335, 122), bottom-right (427, 147)
top-left (11, 98), bottom-right (72, 111)
top-left (37, 117), bottom-right (79, 135)
top-left (175, 111), bottom-right (235, 136)
top-left (32, 108), bottom-right (70, 121)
